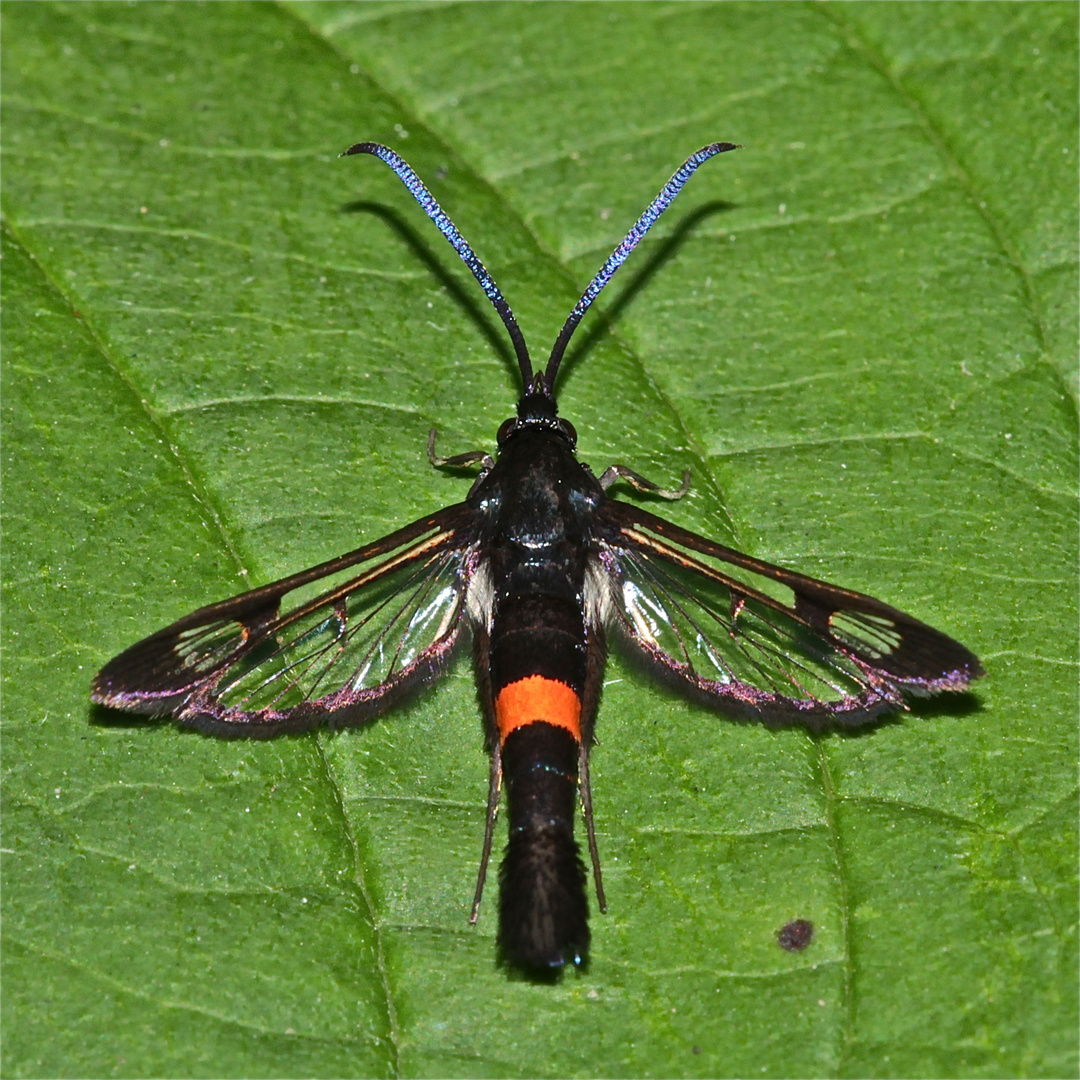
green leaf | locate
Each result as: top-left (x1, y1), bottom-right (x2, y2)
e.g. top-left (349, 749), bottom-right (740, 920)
top-left (3, 3), bottom-right (1075, 1077)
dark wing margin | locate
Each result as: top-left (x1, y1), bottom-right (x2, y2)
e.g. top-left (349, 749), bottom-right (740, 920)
top-left (92, 504), bottom-right (480, 737)
top-left (599, 502), bottom-right (983, 730)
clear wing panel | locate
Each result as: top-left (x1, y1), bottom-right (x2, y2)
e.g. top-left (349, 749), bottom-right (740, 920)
top-left (204, 547), bottom-right (467, 715)
top-left (612, 546), bottom-right (877, 704)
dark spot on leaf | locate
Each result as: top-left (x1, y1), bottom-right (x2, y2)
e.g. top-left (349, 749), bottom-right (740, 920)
top-left (777, 918), bottom-right (813, 951)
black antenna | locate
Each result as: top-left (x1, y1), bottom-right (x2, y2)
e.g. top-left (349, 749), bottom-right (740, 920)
top-left (543, 142), bottom-right (740, 394)
top-left (342, 142), bottom-right (535, 390)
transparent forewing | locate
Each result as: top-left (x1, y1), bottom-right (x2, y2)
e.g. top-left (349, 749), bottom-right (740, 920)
top-left (200, 546), bottom-right (469, 717)
top-left (605, 544), bottom-right (895, 726)
top-left (92, 507), bottom-right (480, 734)
top-left (599, 501), bottom-right (982, 728)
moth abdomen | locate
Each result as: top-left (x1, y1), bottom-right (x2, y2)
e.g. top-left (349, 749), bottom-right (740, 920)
top-left (497, 720), bottom-right (589, 969)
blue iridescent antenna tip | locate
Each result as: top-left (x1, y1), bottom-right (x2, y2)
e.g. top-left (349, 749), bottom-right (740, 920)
top-left (543, 142), bottom-right (740, 391)
top-left (342, 142), bottom-right (535, 389)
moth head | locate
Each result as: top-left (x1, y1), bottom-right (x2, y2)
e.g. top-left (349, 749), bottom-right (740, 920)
top-left (498, 392), bottom-right (577, 448)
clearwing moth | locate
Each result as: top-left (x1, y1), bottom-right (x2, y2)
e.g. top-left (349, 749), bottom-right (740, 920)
top-left (92, 143), bottom-right (983, 972)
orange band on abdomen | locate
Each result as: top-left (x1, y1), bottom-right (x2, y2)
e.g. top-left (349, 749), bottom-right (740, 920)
top-left (495, 675), bottom-right (582, 744)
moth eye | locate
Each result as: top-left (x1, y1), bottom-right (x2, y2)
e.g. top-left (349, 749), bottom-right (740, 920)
top-left (497, 418), bottom-right (517, 444)
top-left (828, 610), bottom-right (903, 659)
top-left (559, 419), bottom-right (577, 445)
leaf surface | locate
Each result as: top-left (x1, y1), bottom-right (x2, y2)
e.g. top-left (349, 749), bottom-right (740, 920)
top-left (3, 3), bottom-right (1076, 1077)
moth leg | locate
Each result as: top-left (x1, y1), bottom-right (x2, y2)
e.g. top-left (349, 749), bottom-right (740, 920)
top-left (599, 463), bottom-right (691, 501)
top-left (578, 741), bottom-right (607, 913)
top-left (428, 428), bottom-right (494, 471)
top-left (470, 740), bottom-right (502, 924)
